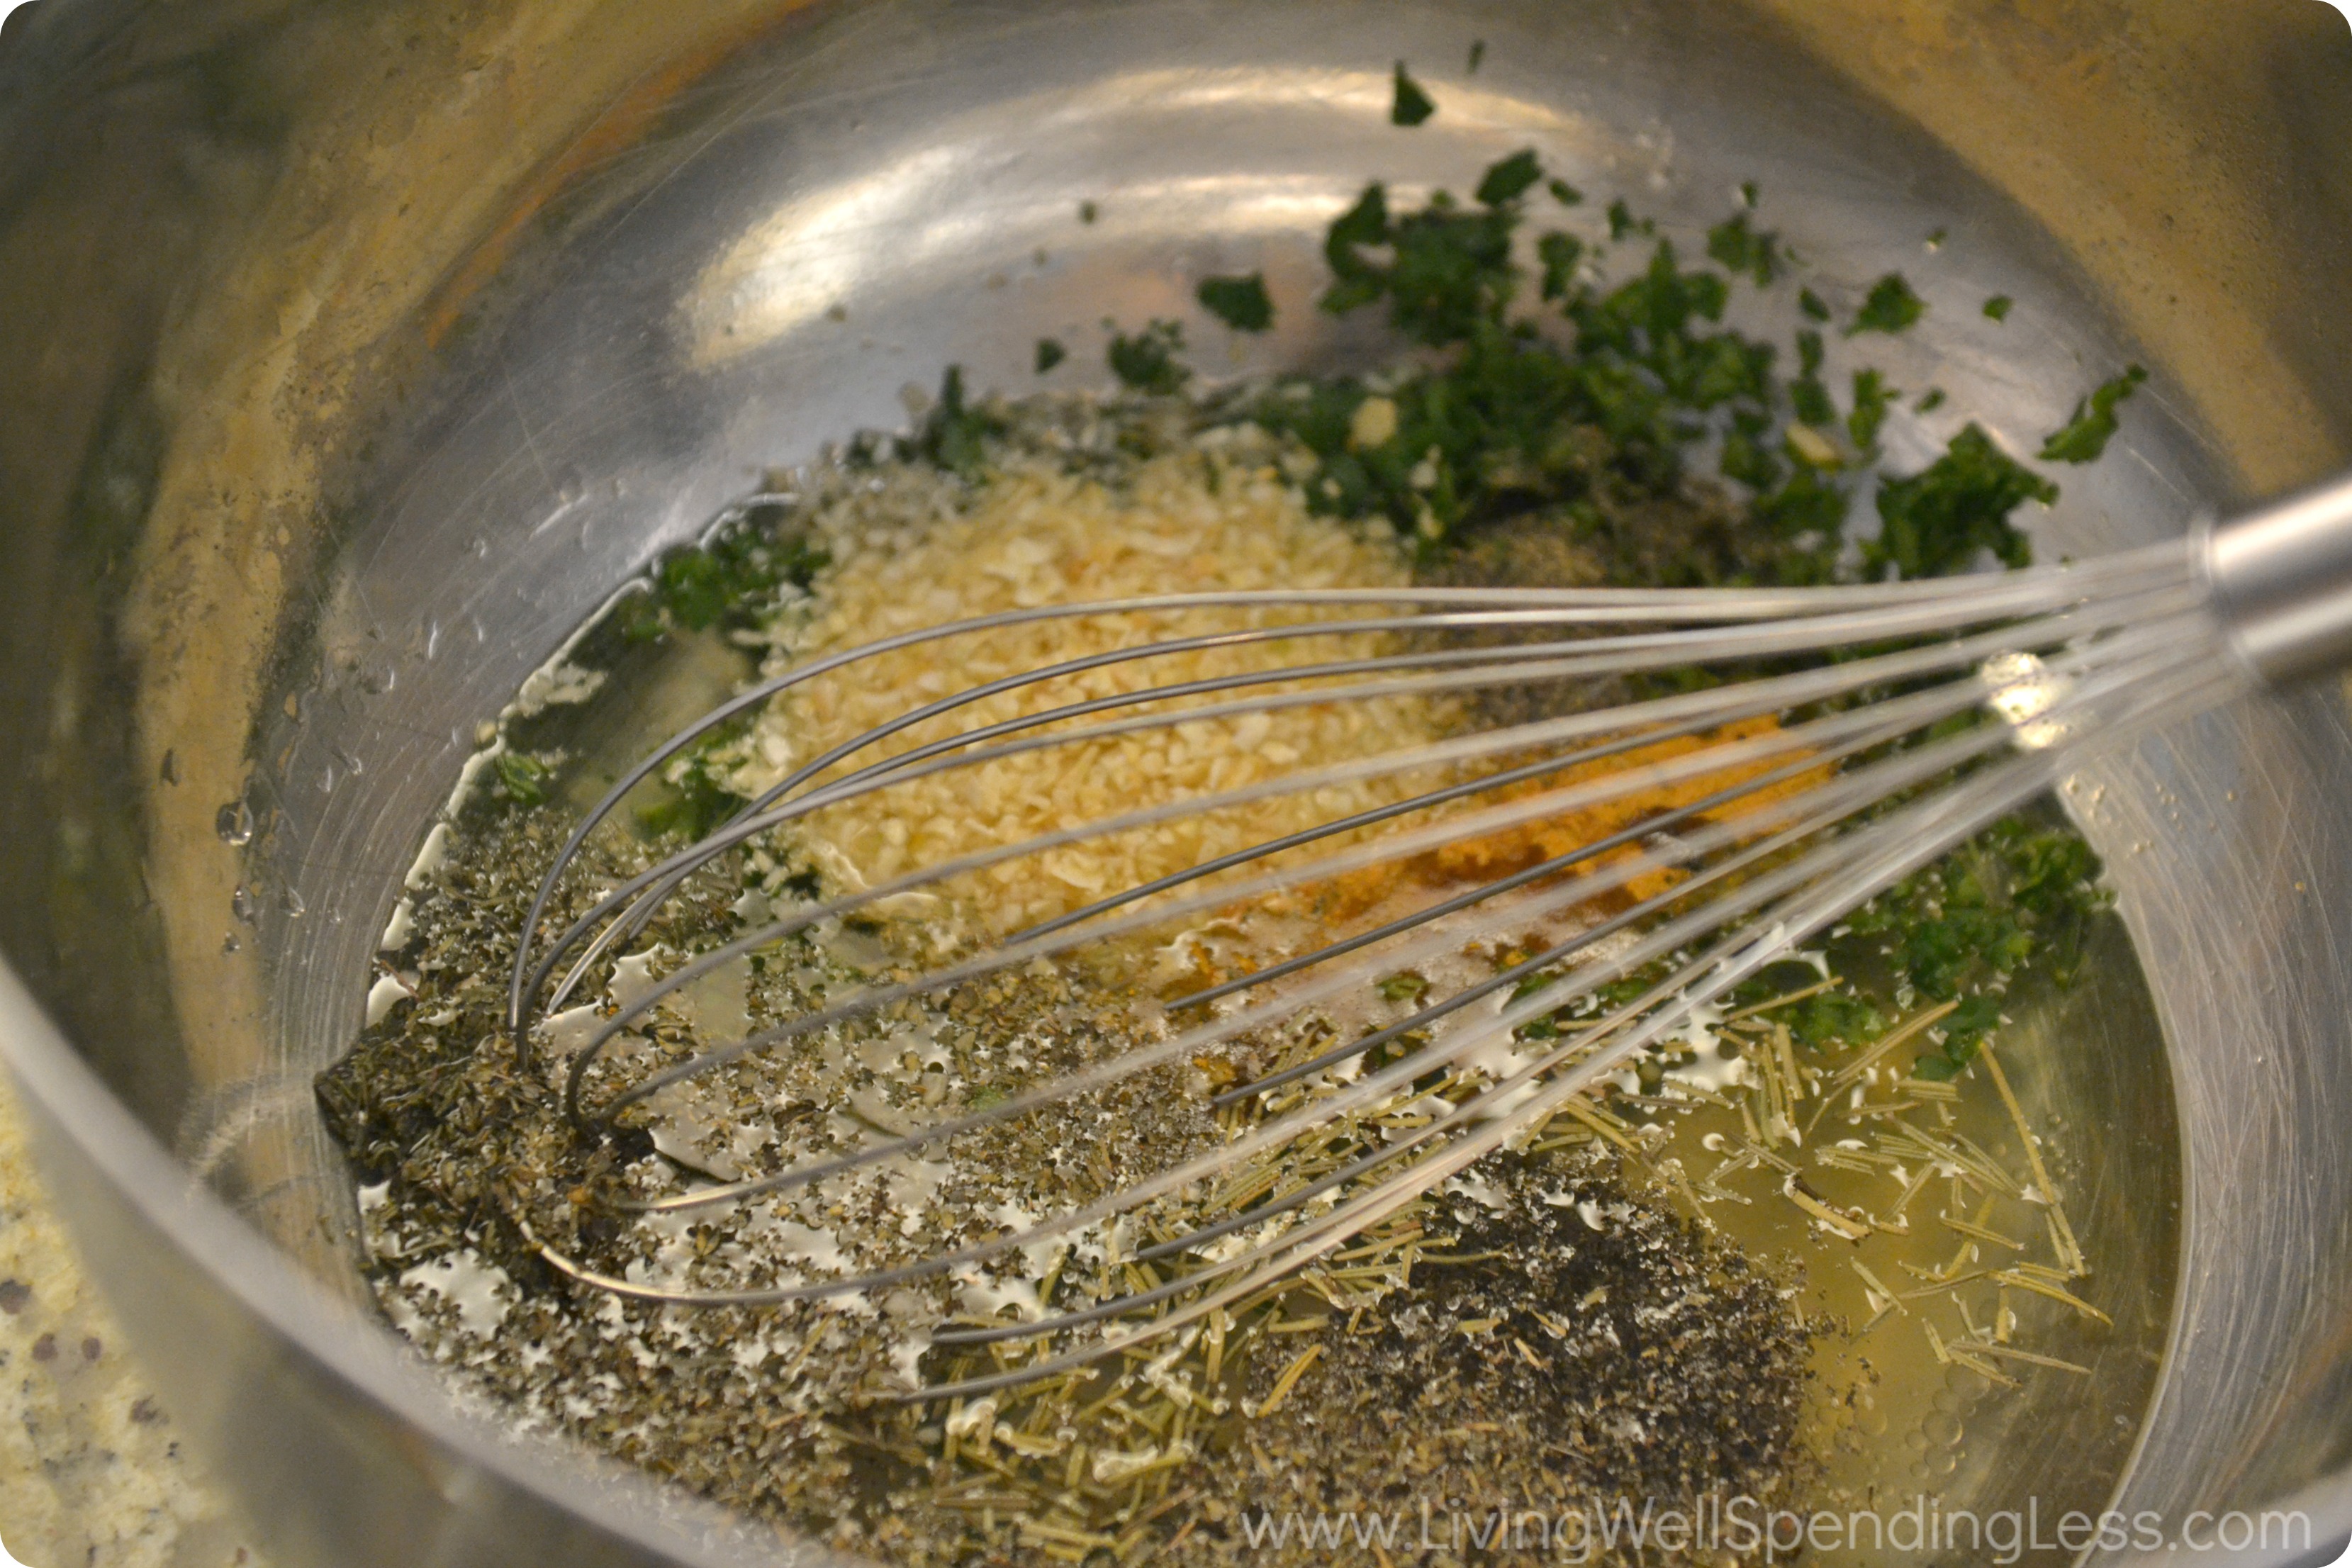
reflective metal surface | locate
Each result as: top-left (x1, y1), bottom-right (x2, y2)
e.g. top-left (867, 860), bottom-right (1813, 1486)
top-left (1, 1), bottom-right (2350, 1564)
top-left (2205, 473), bottom-right (2352, 684)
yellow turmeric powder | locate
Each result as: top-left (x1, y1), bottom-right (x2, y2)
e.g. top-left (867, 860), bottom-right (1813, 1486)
top-left (1295, 713), bottom-right (1829, 926)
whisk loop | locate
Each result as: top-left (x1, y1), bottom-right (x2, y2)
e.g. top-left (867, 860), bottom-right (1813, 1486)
top-left (500, 532), bottom-right (2268, 1399)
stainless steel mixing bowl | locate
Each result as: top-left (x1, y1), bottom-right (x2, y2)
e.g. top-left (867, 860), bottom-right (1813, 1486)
top-left (5, 1), bottom-right (2352, 1562)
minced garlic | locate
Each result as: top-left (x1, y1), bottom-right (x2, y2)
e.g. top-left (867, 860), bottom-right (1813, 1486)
top-left (726, 447), bottom-right (1451, 934)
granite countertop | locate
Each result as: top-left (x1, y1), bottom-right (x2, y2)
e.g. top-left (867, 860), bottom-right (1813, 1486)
top-left (0, 1071), bottom-right (265, 1568)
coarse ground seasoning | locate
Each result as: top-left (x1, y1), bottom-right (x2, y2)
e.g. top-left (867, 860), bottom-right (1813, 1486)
top-left (321, 780), bottom-right (1818, 1564)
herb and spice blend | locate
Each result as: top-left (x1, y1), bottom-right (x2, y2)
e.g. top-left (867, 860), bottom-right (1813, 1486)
top-left (324, 94), bottom-right (2168, 1567)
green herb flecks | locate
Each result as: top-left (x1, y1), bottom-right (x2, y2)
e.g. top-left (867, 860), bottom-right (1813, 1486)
top-left (1538, 232), bottom-right (1586, 301)
top-left (1107, 319), bottom-right (1192, 395)
top-left (1983, 295), bottom-right (2014, 322)
top-left (634, 715), bottom-right (755, 842)
top-left (1320, 184), bottom-right (1389, 315)
top-left (1273, 172), bottom-right (1854, 581)
top-left (1034, 337), bottom-right (1067, 374)
top-left (1391, 61), bottom-right (1436, 126)
top-left (1318, 156), bottom-right (1532, 346)
top-left (1848, 368), bottom-right (1898, 452)
top-left (2039, 366), bottom-right (2147, 464)
top-left (1272, 159), bottom-right (2068, 595)
top-left (1384, 189), bottom-right (1518, 344)
top-left (493, 750), bottom-right (554, 810)
top-left (612, 514), bottom-right (827, 646)
top-left (1707, 210), bottom-right (1783, 288)
top-left (1752, 465), bottom-right (1849, 547)
top-left (1791, 329), bottom-right (1836, 428)
top-left (1198, 271), bottom-right (1275, 332)
top-left (1844, 819), bottom-right (2109, 1077)
top-left (1607, 198), bottom-right (1652, 242)
top-left (1378, 971), bottom-right (1431, 1003)
top-left (1849, 272), bottom-right (1927, 337)
top-left (1720, 409), bottom-right (1784, 494)
top-left (910, 364), bottom-right (1007, 478)
top-left (1868, 424), bottom-right (2056, 581)
top-left (1475, 148), bottom-right (1545, 207)
top-left (1782, 990), bottom-right (1886, 1053)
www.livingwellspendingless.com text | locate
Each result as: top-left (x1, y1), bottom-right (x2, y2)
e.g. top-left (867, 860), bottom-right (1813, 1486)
top-left (1231, 1493), bottom-right (2317, 1562)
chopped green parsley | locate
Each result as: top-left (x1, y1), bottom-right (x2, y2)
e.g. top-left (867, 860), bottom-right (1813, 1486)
top-left (1791, 330), bottom-right (1835, 428)
top-left (1197, 272), bottom-right (1275, 332)
top-left (2039, 365), bottom-right (2147, 464)
top-left (1107, 319), bottom-right (1191, 394)
top-left (1848, 368), bottom-right (1898, 452)
top-left (1391, 62), bottom-right (1436, 126)
top-left (910, 364), bottom-right (1006, 478)
top-left (1537, 232), bottom-right (1586, 301)
top-left (1607, 198), bottom-right (1651, 241)
top-left (1844, 819), bottom-right (2109, 1076)
top-left (1869, 424), bottom-right (2056, 580)
top-left (1474, 148), bottom-right (1545, 207)
top-left (1708, 211), bottom-right (1783, 288)
top-left (491, 751), bottom-right (552, 809)
top-left (1849, 272), bottom-right (1927, 336)
top-left (611, 510), bottom-right (827, 645)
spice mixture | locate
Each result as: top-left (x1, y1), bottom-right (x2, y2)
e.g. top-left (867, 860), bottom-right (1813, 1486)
top-left (323, 67), bottom-right (2154, 1566)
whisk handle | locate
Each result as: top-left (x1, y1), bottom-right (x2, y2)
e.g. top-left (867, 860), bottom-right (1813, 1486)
top-left (2205, 469), bottom-right (2352, 685)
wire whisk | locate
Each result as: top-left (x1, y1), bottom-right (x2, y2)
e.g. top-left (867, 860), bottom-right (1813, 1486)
top-left (501, 473), bottom-right (2352, 1400)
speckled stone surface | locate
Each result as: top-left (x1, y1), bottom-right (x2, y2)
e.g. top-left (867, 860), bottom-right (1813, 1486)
top-left (0, 1070), bottom-right (266, 1568)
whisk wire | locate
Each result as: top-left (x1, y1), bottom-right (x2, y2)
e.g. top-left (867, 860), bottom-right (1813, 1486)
top-left (509, 549), bottom-right (2191, 1034)
top-left (895, 654), bottom-right (2244, 1397)
top-left (539, 575), bottom-right (2205, 1115)
top-left (503, 538), bottom-right (2249, 1398)
top-left (572, 631), bottom-right (2181, 1272)
top-left (561, 593), bottom-right (2208, 1132)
